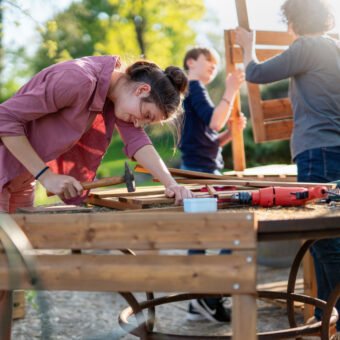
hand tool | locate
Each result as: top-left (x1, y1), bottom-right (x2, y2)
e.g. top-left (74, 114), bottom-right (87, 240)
top-left (47, 161), bottom-right (135, 196)
top-left (81, 162), bottom-right (135, 192)
top-left (230, 186), bottom-right (328, 207)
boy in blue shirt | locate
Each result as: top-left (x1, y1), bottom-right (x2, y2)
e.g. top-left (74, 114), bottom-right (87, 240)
top-left (180, 47), bottom-right (246, 322)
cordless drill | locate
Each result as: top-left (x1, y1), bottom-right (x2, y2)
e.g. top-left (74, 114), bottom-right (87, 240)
top-left (230, 186), bottom-right (328, 207)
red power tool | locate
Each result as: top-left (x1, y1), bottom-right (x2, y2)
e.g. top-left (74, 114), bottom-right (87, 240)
top-left (230, 186), bottom-right (328, 207)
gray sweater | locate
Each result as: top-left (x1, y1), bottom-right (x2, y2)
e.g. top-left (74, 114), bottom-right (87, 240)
top-left (246, 35), bottom-right (340, 159)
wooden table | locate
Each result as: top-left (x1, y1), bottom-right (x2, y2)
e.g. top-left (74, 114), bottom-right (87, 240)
top-left (0, 204), bottom-right (339, 339)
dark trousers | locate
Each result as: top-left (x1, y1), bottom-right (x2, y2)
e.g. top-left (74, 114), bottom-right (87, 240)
top-left (295, 146), bottom-right (340, 331)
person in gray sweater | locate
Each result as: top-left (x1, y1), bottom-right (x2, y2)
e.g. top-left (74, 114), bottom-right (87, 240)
top-left (236, 0), bottom-right (340, 335)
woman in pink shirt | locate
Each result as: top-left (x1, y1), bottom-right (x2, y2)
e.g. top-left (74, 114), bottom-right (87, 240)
top-left (0, 55), bottom-right (193, 212)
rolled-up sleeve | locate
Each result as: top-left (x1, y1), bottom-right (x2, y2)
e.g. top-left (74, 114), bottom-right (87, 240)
top-left (115, 118), bottom-right (152, 158)
top-left (0, 69), bottom-right (94, 138)
top-left (246, 38), bottom-right (311, 84)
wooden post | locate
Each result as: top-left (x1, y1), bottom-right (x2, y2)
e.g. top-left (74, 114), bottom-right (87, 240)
top-left (224, 0), bottom-right (250, 171)
top-left (233, 295), bottom-right (257, 340)
top-left (303, 251), bottom-right (317, 321)
top-left (225, 34), bottom-right (246, 171)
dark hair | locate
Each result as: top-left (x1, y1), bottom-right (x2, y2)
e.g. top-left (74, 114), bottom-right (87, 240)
top-left (281, 0), bottom-right (335, 35)
top-left (125, 60), bottom-right (188, 120)
top-left (183, 47), bottom-right (219, 71)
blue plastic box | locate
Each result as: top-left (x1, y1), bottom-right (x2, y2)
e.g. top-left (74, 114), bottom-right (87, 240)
top-left (183, 198), bottom-right (217, 213)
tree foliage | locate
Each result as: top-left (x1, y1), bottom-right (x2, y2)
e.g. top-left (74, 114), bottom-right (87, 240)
top-left (30, 0), bottom-right (205, 73)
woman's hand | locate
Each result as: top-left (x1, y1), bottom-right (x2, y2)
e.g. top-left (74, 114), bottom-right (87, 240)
top-left (39, 170), bottom-right (83, 200)
top-left (235, 27), bottom-right (255, 51)
top-left (165, 184), bottom-right (194, 205)
top-left (235, 27), bottom-right (256, 68)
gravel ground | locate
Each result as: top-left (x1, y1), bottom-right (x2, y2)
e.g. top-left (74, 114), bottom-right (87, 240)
top-left (12, 264), bottom-right (324, 340)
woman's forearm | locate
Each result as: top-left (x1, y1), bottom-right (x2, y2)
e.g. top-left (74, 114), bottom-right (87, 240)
top-left (133, 144), bottom-right (177, 188)
top-left (1, 135), bottom-right (47, 177)
top-left (1, 135), bottom-right (86, 198)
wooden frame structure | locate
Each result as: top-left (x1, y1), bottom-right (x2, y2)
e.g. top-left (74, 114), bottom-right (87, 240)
top-left (0, 211), bottom-right (257, 340)
top-left (228, 0), bottom-right (339, 143)
top-left (225, 29), bottom-right (294, 142)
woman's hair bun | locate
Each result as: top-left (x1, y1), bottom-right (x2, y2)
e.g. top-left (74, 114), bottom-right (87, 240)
top-left (164, 66), bottom-right (188, 95)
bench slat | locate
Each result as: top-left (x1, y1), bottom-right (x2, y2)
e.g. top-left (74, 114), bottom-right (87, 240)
top-left (7, 212), bottom-right (256, 250)
top-left (0, 253), bottom-right (256, 293)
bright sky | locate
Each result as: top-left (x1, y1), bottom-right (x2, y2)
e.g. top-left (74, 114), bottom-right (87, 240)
top-left (3, 0), bottom-right (340, 67)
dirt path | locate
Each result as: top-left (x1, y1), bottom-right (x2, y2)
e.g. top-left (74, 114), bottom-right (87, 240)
top-left (12, 265), bottom-right (322, 340)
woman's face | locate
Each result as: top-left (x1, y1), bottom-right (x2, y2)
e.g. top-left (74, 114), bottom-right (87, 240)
top-left (114, 83), bottom-right (165, 128)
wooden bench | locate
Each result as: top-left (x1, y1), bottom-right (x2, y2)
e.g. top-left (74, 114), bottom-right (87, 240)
top-left (0, 211), bottom-right (257, 340)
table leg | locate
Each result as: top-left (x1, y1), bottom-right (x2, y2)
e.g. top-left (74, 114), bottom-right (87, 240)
top-left (232, 294), bottom-right (257, 340)
top-left (0, 290), bottom-right (13, 340)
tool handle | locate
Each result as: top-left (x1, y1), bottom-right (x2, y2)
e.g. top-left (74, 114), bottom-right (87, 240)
top-left (46, 176), bottom-right (125, 196)
top-left (81, 176), bottom-right (125, 190)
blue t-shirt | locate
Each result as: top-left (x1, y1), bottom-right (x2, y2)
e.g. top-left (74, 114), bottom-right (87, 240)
top-left (179, 80), bottom-right (224, 171)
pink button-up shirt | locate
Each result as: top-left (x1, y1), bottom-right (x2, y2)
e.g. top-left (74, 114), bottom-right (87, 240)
top-left (0, 56), bottom-right (152, 198)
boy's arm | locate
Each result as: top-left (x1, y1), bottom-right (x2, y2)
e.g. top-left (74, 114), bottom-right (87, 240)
top-left (209, 70), bottom-right (244, 131)
top-left (218, 129), bottom-right (232, 147)
top-left (218, 112), bottom-right (247, 147)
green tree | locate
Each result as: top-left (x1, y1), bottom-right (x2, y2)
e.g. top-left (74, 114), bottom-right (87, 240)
top-left (31, 0), bottom-right (205, 73)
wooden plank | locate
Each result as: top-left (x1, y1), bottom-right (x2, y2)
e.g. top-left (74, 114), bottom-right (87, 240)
top-left (258, 216), bottom-right (340, 241)
top-left (135, 164), bottom-right (224, 180)
top-left (86, 196), bottom-right (142, 210)
top-left (16, 205), bottom-right (92, 214)
top-left (224, 30), bottom-right (246, 171)
top-left (231, 47), bottom-right (287, 63)
top-left (264, 119), bottom-right (293, 141)
top-left (248, 82), bottom-right (266, 142)
top-left (174, 178), bottom-right (335, 189)
top-left (257, 278), bottom-right (304, 291)
top-left (228, 30), bottom-right (293, 46)
top-left (118, 194), bottom-right (174, 205)
top-left (262, 98), bottom-right (293, 120)
top-left (92, 188), bottom-right (166, 198)
top-left (0, 253), bottom-right (256, 293)
top-left (235, 0), bottom-right (250, 29)
top-left (224, 164), bottom-right (297, 178)
top-left (12, 290), bottom-right (25, 320)
top-left (7, 211), bottom-right (256, 250)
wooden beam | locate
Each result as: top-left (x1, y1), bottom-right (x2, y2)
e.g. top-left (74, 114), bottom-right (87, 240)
top-left (135, 164), bottom-right (223, 180)
top-left (235, 0), bottom-right (250, 29)
top-left (264, 119), bottom-right (293, 141)
top-left (262, 99), bottom-right (293, 121)
top-left (174, 178), bottom-right (336, 189)
top-left (224, 31), bottom-right (246, 171)
top-left (0, 253), bottom-right (256, 293)
top-left (6, 212), bottom-right (256, 250)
